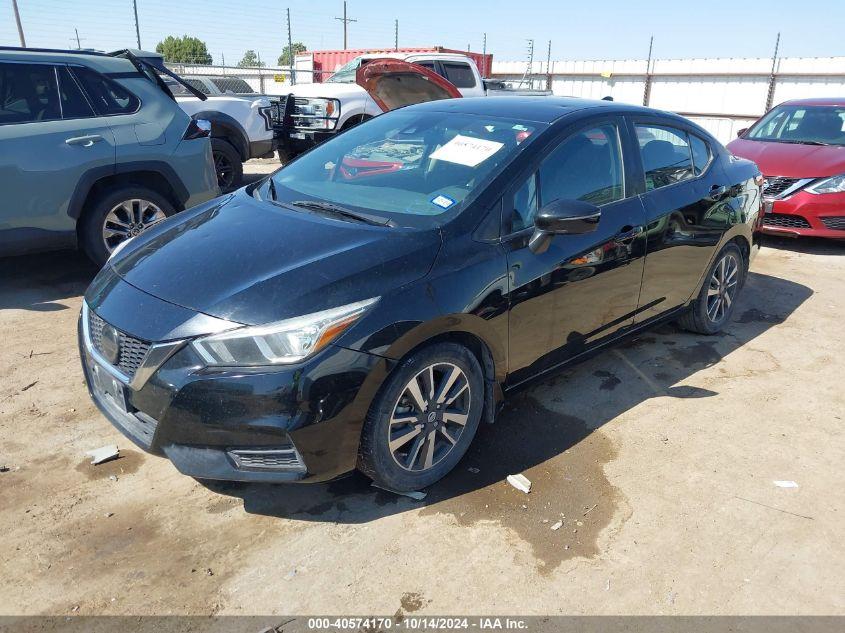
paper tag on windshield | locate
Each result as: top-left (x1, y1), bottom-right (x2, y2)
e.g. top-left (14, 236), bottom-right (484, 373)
top-left (430, 135), bottom-right (504, 167)
top-left (431, 194), bottom-right (456, 209)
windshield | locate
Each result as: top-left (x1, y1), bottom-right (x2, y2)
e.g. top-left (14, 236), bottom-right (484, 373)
top-left (326, 57), bottom-right (362, 83)
top-left (272, 109), bottom-right (541, 225)
top-left (747, 105), bottom-right (845, 146)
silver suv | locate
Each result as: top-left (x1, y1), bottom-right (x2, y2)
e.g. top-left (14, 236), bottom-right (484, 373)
top-left (0, 47), bottom-right (219, 265)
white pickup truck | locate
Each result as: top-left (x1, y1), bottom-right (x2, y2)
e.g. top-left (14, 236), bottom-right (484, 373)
top-left (271, 52), bottom-right (546, 159)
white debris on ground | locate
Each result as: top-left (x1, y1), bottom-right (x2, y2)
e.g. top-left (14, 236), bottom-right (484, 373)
top-left (773, 480), bottom-right (799, 488)
top-left (506, 474), bottom-right (531, 493)
top-left (551, 520), bottom-right (563, 531)
top-left (85, 445), bottom-right (119, 465)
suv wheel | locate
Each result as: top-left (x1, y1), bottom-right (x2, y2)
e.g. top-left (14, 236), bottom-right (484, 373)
top-left (358, 343), bottom-right (484, 492)
top-left (678, 242), bottom-right (745, 334)
top-left (80, 186), bottom-right (174, 266)
top-left (212, 138), bottom-right (243, 191)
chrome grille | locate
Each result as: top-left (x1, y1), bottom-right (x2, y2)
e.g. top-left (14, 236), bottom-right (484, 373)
top-left (227, 446), bottom-right (306, 472)
top-left (763, 213), bottom-right (812, 229)
top-left (762, 176), bottom-right (799, 199)
top-left (87, 310), bottom-right (151, 379)
top-left (821, 216), bottom-right (845, 230)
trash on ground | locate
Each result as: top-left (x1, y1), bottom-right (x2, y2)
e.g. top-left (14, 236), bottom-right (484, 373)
top-left (551, 520), bottom-right (563, 531)
top-left (284, 569), bottom-right (297, 580)
top-left (85, 445), bottom-right (119, 465)
top-left (371, 483), bottom-right (427, 500)
top-left (507, 473), bottom-right (531, 494)
top-left (773, 480), bottom-right (798, 488)
top-left (0, 465), bottom-right (9, 473)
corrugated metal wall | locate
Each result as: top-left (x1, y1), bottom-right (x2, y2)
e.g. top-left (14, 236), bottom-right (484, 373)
top-left (492, 56), bottom-right (845, 143)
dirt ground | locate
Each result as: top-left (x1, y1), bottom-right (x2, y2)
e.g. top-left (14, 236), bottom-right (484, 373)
top-left (1, 160), bottom-right (843, 617)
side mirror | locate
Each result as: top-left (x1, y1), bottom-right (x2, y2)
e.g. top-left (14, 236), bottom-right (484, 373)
top-left (736, 127), bottom-right (748, 138)
top-left (529, 199), bottom-right (600, 254)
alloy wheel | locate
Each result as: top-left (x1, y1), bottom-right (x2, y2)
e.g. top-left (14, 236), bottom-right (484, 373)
top-left (387, 362), bottom-right (472, 472)
top-left (706, 252), bottom-right (740, 323)
top-left (214, 150), bottom-right (235, 189)
top-left (102, 199), bottom-right (166, 252)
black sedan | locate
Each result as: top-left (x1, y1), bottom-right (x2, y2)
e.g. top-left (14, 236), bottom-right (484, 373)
top-left (79, 97), bottom-right (762, 491)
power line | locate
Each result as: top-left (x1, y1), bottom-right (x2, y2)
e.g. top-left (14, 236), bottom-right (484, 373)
top-left (334, 1), bottom-right (356, 50)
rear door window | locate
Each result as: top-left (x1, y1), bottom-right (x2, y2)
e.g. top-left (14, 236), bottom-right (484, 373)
top-left (0, 62), bottom-right (62, 124)
top-left (57, 67), bottom-right (95, 119)
top-left (690, 134), bottom-right (712, 176)
top-left (210, 77), bottom-right (255, 94)
top-left (441, 62), bottom-right (477, 88)
top-left (71, 66), bottom-right (140, 115)
top-left (636, 125), bottom-right (694, 191)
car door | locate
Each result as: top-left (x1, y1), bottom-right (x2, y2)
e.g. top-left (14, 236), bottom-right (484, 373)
top-left (630, 119), bottom-right (732, 323)
top-left (0, 61), bottom-right (115, 253)
top-left (503, 117), bottom-right (648, 386)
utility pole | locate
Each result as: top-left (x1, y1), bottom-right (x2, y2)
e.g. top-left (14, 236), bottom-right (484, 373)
top-left (394, 19), bottom-right (398, 51)
top-left (12, 0), bottom-right (26, 47)
top-left (765, 32), bottom-right (781, 112)
top-left (73, 28), bottom-right (82, 49)
top-left (482, 33), bottom-right (487, 77)
top-left (287, 7), bottom-right (296, 85)
top-left (519, 39), bottom-right (534, 88)
top-left (335, 1), bottom-right (356, 50)
top-left (132, 0), bottom-right (141, 49)
top-left (545, 40), bottom-right (552, 90)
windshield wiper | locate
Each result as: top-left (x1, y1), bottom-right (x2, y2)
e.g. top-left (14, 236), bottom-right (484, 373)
top-left (288, 200), bottom-right (395, 227)
top-left (765, 139), bottom-right (832, 146)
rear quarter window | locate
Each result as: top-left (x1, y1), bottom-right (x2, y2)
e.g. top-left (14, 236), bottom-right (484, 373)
top-left (441, 62), bottom-right (477, 88)
top-left (72, 66), bottom-right (140, 115)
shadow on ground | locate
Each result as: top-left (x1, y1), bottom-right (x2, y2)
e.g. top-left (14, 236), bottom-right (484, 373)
top-left (0, 250), bottom-right (97, 312)
top-left (762, 234), bottom-right (845, 255)
top-left (204, 270), bottom-right (812, 569)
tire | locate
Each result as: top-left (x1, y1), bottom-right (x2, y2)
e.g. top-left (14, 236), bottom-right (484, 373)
top-left (211, 138), bottom-right (243, 191)
top-left (358, 342), bottom-right (484, 492)
top-left (79, 186), bottom-right (175, 267)
top-left (678, 242), bottom-right (745, 334)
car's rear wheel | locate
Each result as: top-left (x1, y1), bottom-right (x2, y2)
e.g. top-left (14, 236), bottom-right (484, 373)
top-left (358, 343), bottom-right (484, 492)
top-left (211, 138), bottom-right (243, 191)
top-left (678, 242), bottom-right (745, 334)
top-left (80, 186), bottom-right (175, 267)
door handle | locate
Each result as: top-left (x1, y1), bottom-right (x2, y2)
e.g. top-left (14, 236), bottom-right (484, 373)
top-left (615, 225), bottom-right (644, 243)
top-left (709, 184), bottom-right (728, 200)
top-left (65, 135), bottom-right (103, 147)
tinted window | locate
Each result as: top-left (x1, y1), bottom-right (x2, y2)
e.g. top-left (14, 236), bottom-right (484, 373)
top-left (441, 62), bottom-right (476, 88)
top-left (636, 125), bottom-right (694, 191)
top-left (0, 62), bottom-right (61, 124)
top-left (210, 77), bottom-right (255, 94)
top-left (690, 134), bottom-right (711, 176)
top-left (57, 67), bottom-right (94, 118)
top-left (511, 123), bottom-right (624, 232)
top-left (72, 66), bottom-right (139, 115)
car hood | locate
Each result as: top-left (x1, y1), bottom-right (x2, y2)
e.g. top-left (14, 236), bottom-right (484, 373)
top-left (356, 58), bottom-right (462, 112)
top-left (727, 138), bottom-right (845, 178)
top-left (110, 190), bottom-right (442, 326)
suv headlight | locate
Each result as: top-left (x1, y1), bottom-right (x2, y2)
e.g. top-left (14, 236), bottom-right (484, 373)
top-left (293, 97), bottom-right (341, 131)
top-left (806, 174), bottom-right (845, 195)
top-left (191, 297), bottom-right (378, 366)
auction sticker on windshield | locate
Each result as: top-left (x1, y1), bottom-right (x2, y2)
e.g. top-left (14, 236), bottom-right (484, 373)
top-left (430, 134), bottom-right (505, 167)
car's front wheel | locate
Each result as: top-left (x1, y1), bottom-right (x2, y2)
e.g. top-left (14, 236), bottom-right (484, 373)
top-left (80, 186), bottom-right (174, 266)
top-left (358, 343), bottom-right (484, 492)
top-left (678, 242), bottom-right (745, 334)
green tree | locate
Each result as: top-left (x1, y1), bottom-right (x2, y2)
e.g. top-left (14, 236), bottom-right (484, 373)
top-left (277, 42), bottom-right (306, 66)
top-left (155, 35), bottom-right (212, 64)
top-left (238, 50), bottom-right (265, 68)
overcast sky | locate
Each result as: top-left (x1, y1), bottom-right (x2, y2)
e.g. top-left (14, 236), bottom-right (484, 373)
top-left (3, 0), bottom-right (842, 66)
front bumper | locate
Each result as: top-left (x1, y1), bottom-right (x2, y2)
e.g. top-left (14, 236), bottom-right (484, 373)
top-left (78, 289), bottom-right (388, 483)
top-left (269, 95), bottom-right (337, 157)
top-left (761, 190), bottom-right (845, 239)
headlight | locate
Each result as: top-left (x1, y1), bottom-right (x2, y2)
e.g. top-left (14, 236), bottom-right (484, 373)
top-left (191, 297), bottom-right (378, 366)
top-left (293, 97), bottom-right (341, 131)
top-left (806, 174), bottom-right (845, 195)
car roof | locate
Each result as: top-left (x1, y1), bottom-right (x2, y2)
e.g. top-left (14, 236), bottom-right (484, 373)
top-left (0, 46), bottom-right (137, 73)
top-left (778, 97), bottom-right (845, 107)
top-left (408, 96), bottom-right (687, 125)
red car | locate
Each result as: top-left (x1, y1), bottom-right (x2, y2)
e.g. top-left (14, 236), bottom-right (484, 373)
top-left (727, 98), bottom-right (845, 238)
